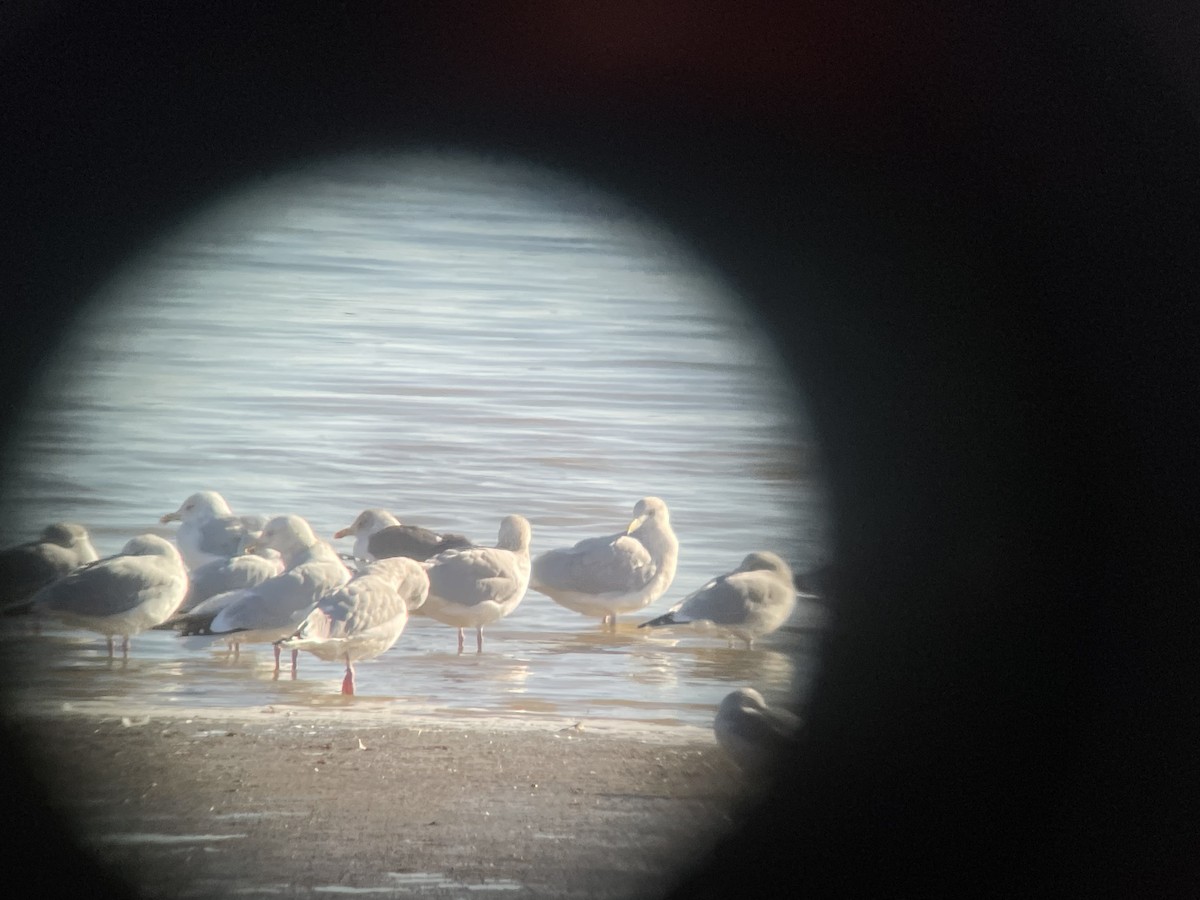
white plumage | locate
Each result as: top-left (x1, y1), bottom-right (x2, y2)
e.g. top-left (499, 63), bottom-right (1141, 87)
top-left (421, 514), bottom-right (531, 653)
top-left (159, 490), bottom-right (265, 570)
top-left (197, 515), bottom-right (351, 674)
top-left (529, 496), bottom-right (678, 626)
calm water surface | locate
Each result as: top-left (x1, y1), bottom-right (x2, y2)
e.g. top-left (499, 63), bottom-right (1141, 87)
top-left (0, 155), bottom-right (829, 734)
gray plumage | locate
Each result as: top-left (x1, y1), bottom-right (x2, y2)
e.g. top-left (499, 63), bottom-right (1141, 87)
top-left (422, 514), bottom-right (532, 653)
top-left (529, 496), bottom-right (678, 625)
top-left (159, 491), bottom-right (263, 570)
top-left (713, 688), bottom-right (802, 771)
top-left (199, 515), bottom-right (351, 647)
top-left (334, 508), bottom-right (474, 563)
top-left (279, 557), bottom-right (430, 695)
top-left (29, 534), bottom-right (188, 655)
top-left (639, 551), bottom-right (796, 648)
top-left (0, 522), bottom-right (99, 610)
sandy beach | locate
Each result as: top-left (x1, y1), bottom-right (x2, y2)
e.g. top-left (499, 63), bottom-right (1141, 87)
top-left (4, 710), bottom-right (755, 899)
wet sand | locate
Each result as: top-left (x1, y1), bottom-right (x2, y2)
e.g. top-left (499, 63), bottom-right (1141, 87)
top-left (5, 711), bottom-right (754, 899)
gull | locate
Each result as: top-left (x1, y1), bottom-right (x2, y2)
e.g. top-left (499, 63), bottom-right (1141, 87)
top-left (333, 508), bottom-right (473, 563)
top-left (638, 551), bottom-right (796, 648)
top-left (279, 556), bottom-right (429, 695)
top-left (159, 532), bottom-right (284, 628)
top-left (28, 534), bottom-right (187, 657)
top-left (159, 491), bottom-right (267, 570)
top-left (529, 496), bottom-right (678, 627)
top-left (180, 515), bottom-right (351, 675)
top-left (0, 522), bottom-right (100, 610)
top-left (421, 514), bottom-right (531, 654)
top-left (713, 688), bottom-right (803, 772)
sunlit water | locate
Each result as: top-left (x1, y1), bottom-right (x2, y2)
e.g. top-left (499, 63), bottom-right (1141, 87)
top-left (0, 155), bottom-right (829, 735)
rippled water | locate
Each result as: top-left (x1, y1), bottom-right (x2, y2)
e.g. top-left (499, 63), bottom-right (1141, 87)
top-left (0, 154), bottom-right (829, 733)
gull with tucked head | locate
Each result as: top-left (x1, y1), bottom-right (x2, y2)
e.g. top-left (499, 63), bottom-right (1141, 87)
top-left (175, 515), bottom-right (351, 675)
top-left (0, 522), bottom-right (100, 610)
top-left (714, 688), bottom-right (803, 772)
top-left (529, 496), bottom-right (678, 627)
top-left (638, 551), bottom-right (796, 648)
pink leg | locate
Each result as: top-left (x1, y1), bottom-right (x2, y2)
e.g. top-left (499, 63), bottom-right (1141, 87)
top-left (341, 656), bottom-right (355, 695)
top-left (290, 649), bottom-right (298, 680)
top-left (457, 627), bottom-right (465, 654)
top-left (476, 626), bottom-right (484, 654)
top-left (273, 644), bottom-right (281, 674)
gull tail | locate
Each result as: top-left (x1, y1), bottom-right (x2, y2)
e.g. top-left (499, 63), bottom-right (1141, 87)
top-left (638, 611), bottom-right (682, 629)
top-left (276, 608), bottom-right (333, 650)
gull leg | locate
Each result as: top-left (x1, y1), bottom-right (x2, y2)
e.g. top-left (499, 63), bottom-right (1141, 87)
top-left (273, 643), bottom-right (281, 678)
top-left (476, 626), bottom-right (484, 654)
top-left (233, 643), bottom-right (240, 661)
top-left (457, 627), bottom-right (465, 654)
top-left (105, 636), bottom-right (114, 658)
top-left (745, 637), bottom-right (755, 650)
top-left (341, 655), bottom-right (355, 696)
top-left (121, 635), bottom-right (130, 658)
top-left (291, 649), bottom-right (298, 680)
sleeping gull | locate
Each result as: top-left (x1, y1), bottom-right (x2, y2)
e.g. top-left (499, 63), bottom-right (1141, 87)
top-left (28, 534), bottom-right (187, 657)
top-left (334, 508), bottom-right (473, 563)
top-left (278, 556), bottom-right (429, 695)
top-left (638, 551), bottom-right (796, 648)
top-left (529, 496), bottom-right (678, 627)
top-left (713, 688), bottom-right (802, 772)
top-left (159, 491), bottom-right (265, 570)
top-left (180, 515), bottom-right (351, 674)
top-left (422, 514), bottom-right (532, 654)
top-left (0, 523), bottom-right (100, 610)
top-left (161, 533), bottom-right (285, 626)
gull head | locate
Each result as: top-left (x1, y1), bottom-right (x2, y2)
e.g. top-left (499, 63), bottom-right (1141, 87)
top-left (118, 533), bottom-right (183, 563)
top-left (496, 515), bottom-right (532, 553)
top-left (40, 522), bottom-right (92, 548)
top-left (249, 515), bottom-right (317, 556)
top-left (627, 496), bottom-right (670, 533)
top-left (333, 508), bottom-right (398, 540)
top-left (160, 490), bottom-right (232, 524)
top-left (736, 551), bottom-right (793, 580)
top-left (719, 687), bottom-right (769, 717)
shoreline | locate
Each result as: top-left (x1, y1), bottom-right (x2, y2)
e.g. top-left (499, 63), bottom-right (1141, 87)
top-left (5, 708), bottom-right (755, 899)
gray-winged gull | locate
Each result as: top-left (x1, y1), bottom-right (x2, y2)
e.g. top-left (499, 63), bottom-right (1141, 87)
top-left (422, 514), bottom-right (531, 654)
top-left (639, 551), bottom-right (796, 648)
top-left (278, 556), bottom-right (429, 694)
top-left (0, 523), bottom-right (100, 610)
top-left (179, 515), bottom-right (351, 675)
top-left (333, 508), bottom-right (473, 563)
top-left (162, 533), bottom-right (285, 627)
top-left (159, 491), bottom-right (265, 570)
top-left (713, 688), bottom-right (802, 771)
top-left (529, 496), bottom-right (678, 627)
top-left (29, 533), bottom-right (187, 657)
